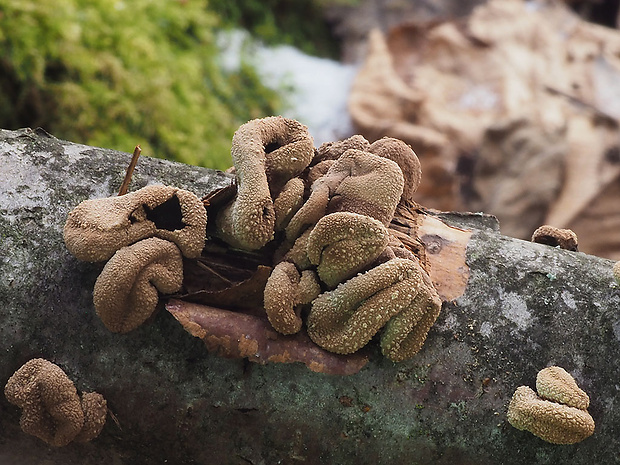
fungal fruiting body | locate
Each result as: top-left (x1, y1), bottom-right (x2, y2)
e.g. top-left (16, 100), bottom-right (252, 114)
top-left (4, 359), bottom-right (107, 447)
top-left (531, 225), bottom-right (578, 251)
top-left (507, 366), bottom-right (595, 444)
top-left (306, 258), bottom-right (441, 361)
top-left (93, 237), bottom-right (184, 333)
top-left (62, 117), bottom-right (442, 365)
top-left (64, 184), bottom-right (207, 261)
top-left (285, 149), bottom-right (404, 241)
top-left (306, 212), bottom-right (390, 288)
top-left (368, 137), bottom-right (422, 203)
top-left (255, 121), bottom-right (438, 362)
top-left (263, 262), bottom-right (320, 335)
top-left (215, 116), bottom-right (314, 250)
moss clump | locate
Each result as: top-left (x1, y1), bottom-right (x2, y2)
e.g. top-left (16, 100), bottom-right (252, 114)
top-left (0, 0), bottom-right (281, 169)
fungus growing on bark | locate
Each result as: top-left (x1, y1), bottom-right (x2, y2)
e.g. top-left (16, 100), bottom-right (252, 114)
top-left (613, 261), bottom-right (620, 284)
top-left (306, 258), bottom-right (440, 360)
top-left (306, 212), bottom-right (390, 288)
top-left (286, 149), bottom-right (404, 240)
top-left (215, 116), bottom-right (314, 250)
top-left (64, 184), bottom-right (207, 261)
top-left (507, 366), bottom-right (595, 444)
top-left (93, 237), bottom-right (184, 333)
top-left (531, 225), bottom-right (578, 251)
top-left (369, 137), bottom-right (422, 204)
top-left (4, 359), bottom-right (107, 447)
top-left (380, 266), bottom-right (442, 361)
top-left (264, 261), bottom-right (320, 334)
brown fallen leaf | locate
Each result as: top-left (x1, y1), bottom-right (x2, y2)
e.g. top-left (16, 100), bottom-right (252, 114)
top-left (165, 299), bottom-right (369, 376)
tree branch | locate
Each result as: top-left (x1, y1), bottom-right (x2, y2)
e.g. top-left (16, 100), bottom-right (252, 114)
top-left (0, 128), bottom-right (618, 465)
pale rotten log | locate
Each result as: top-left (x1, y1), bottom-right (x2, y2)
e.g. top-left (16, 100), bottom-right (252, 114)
top-left (1, 128), bottom-right (619, 465)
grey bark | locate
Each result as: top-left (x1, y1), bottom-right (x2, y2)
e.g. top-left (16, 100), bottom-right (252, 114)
top-left (1, 128), bottom-right (619, 465)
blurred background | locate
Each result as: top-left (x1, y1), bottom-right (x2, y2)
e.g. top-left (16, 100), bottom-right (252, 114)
top-left (1, 0), bottom-right (619, 258)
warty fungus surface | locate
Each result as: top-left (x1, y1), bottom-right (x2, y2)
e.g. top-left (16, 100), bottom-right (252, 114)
top-left (314, 134), bottom-right (371, 163)
top-left (531, 225), bottom-right (578, 251)
top-left (507, 366), bottom-right (595, 444)
top-left (4, 359), bottom-right (107, 447)
top-left (536, 366), bottom-right (590, 410)
top-left (306, 258), bottom-right (441, 361)
top-left (273, 177), bottom-right (305, 232)
top-left (64, 184), bottom-right (207, 261)
top-left (286, 148), bottom-right (404, 240)
top-left (263, 261), bottom-right (320, 335)
top-left (306, 211), bottom-right (390, 288)
top-left (380, 267), bottom-right (442, 362)
top-left (215, 116), bottom-right (314, 250)
top-left (74, 392), bottom-right (108, 443)
top-left (93, 237), bottom-right (184, 333)
top-left (368, 137), bottom-right (422, 204)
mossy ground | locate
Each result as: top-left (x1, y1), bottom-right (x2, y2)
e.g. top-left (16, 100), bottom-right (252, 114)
top-left (0, 0), bottom-right (344, 170)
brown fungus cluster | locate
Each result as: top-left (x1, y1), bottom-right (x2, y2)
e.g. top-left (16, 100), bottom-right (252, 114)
top-left (93, 237), bottom-right (184, 333)
top-left (64, 184), bottom-right (206, 332)
top-left (63, 116), bottom-right (441, 365)
top-left (507, 366), bottom-right (595, 444)
top-left (216, 117), bottom-right (441, 362)
top-left (4, 359), bottom-right (107, 447)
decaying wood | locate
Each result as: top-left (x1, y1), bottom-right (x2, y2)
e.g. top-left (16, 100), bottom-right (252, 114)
top-left (1, 129), bottom-right (619, 465)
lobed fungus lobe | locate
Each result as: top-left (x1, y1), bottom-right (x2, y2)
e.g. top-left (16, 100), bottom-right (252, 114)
top-left (263, 261), bottom-right (320, 335)
top-left (4, 359), bottom-right (107, 447)
top-left (507, 366), bottom-right (595, 444)
top-left (306, 211), bottom-right (390, 288)
top-left (536, 366), bottom-right (589, 410)
top-left (64, 184), bottom-right (207, 261)
top-left (215, 116), bottom-right (314, 250)
top-left (368, 137), bottom-right (422, 204)
top-left (93, 237), bottom-right (184, 333)
top-left (531, 225), bottom-right (578, 251)
top-left (306, 258), bottom-right (441, 361)
top-left (286, 148), bottom-right (404, 241)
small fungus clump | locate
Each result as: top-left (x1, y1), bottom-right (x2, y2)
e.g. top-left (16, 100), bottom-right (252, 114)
top-left (4, 359), bottom-right (107, 447)
top-left (531, 225), bottom-right (578, 251)
top-left (306, 258), bottom-right (441, 361)
top-left (507, 366), bottom-right (595, 444)
top-left (215, 116), bottom-right (314, 250)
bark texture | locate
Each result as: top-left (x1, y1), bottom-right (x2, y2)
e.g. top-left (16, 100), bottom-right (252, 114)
top-left (1, 128), bottom-right (619, 465)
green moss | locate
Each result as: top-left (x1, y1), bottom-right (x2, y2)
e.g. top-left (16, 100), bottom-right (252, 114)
top-left (0, 0), bottom-right (282, 169)
top-left (210, 0), bottom-right (346, 58)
